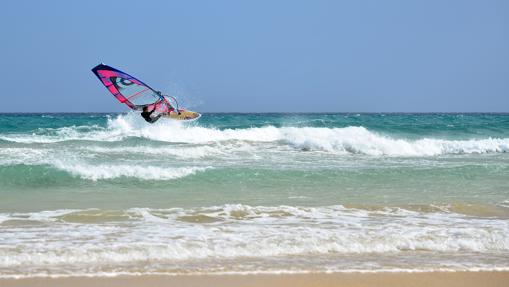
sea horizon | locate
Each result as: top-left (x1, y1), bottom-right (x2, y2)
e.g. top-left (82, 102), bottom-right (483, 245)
top-left (2, 112), bottom-right (509, 114)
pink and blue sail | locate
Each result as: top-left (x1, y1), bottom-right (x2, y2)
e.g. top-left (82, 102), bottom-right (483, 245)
top-left (91, 64), bottom-right (172, 113)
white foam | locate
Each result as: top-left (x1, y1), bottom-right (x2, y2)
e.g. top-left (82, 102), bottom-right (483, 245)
top-left (0, 209), bottom-right (81, 224)
top-left (1, 113), bottom-right (508, 156)
top-left (0, 145), bottom-right (210, 181)
top-left (0, 125), bottom-right (123, 143)
top-left (52, 161), bottom-right (210, 181)
top-left (1, 205), bottom-right (508, 259)
top-left (83, 145), bottom-right (226, 159)
top-left (279, 127), bottom-right (509, 156)
top-left (1, 204), bottom-right (508, 276)
top-left (0, 148), bottom-right (49, 165)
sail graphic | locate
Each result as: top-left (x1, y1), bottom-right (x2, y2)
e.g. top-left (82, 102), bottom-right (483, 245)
top-left (91, 64), bottom-right (167, 111)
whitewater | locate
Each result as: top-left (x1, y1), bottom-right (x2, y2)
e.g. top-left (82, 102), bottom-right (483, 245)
top-left (0, 112), bottom-right (508, 277)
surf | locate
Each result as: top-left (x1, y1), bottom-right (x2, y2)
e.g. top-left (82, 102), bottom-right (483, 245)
top-left (1, 204), bottom-right (508, 277)
top-left (1, 113), bottom-right (508, 156)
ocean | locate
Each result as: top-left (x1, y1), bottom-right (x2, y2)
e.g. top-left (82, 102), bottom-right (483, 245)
top-left (0, 112), bottom-right (508, 278)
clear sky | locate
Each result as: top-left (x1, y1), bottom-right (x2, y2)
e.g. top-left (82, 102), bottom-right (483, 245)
top-left (0, 0), bottom-right (507, 113)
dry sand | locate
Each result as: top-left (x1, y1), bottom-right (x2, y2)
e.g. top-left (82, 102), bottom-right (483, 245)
top-left (1, 271), bottom-right (508, 287)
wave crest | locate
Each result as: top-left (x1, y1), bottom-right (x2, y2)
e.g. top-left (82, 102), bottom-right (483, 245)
top-left (1, 113), bottom-right (508, 156)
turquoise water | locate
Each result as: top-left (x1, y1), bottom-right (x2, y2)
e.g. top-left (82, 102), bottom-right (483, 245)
top-left (0, 113), bottom-right (508, 277)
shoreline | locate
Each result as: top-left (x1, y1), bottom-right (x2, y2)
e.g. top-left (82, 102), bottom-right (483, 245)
top-left (1, 271), bottom-right (508, 287)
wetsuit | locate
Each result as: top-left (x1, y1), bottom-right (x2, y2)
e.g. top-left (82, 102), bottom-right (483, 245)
top-left (141, 107), bottom-right (162, 123)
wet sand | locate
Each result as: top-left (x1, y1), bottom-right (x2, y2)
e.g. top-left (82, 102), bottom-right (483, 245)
top-left (2, 271), bottom-right (508, 287)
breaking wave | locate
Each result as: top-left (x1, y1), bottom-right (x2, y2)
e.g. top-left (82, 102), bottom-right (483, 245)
top-left (53, 163), bottom-right (209, 181)
top-left (0, 113), bottom-right (508, 156)
top-left (0, 148), bottom-right (210, 181)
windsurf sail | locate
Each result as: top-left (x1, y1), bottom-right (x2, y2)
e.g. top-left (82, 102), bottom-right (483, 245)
top-left (91, 64), bottom-right (173, 113)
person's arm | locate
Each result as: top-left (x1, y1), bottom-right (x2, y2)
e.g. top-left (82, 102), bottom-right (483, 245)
top-left (147, 104), bottom-right (157, 115)
top-left (149, 113), bottom-right (163, 123)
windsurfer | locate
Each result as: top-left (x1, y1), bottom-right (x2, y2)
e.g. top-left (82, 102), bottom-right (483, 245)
top-left (92, 64), bottom-right (200, 122)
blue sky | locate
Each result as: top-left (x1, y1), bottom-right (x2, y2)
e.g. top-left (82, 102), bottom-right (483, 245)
top-left (0, 0), bottom-right (507, 112)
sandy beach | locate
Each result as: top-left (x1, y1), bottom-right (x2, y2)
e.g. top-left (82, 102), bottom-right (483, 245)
top-left (2, 272), bottom-right (509, 287)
